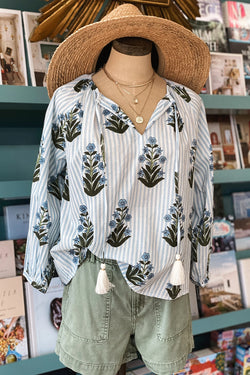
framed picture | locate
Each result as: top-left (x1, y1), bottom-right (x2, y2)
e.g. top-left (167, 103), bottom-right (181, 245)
top-left (0, 8), bottom-right (27, 86)
top-left (22, 12), bottom-right (59, 87)
top-left (207, 52), bottom-right (246, 96)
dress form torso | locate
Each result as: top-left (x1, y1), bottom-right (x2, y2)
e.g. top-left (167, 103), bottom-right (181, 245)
top-left (92, 38), bottom-right (167, 135)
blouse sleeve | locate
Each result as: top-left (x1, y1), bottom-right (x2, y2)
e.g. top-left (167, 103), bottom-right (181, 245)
top-left (189, 100), bottom-right (214, 287)
top-left (23, 91), bottom-right (66, 293)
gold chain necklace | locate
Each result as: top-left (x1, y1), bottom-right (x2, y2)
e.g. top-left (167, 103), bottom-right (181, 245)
top-left (103, 67), bottom-right (155, 124)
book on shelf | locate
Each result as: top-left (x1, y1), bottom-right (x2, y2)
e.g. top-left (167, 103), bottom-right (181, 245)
top-left (22, 12), bottom-right (59, 87)
top-left (228, 40), bottom-right (250, 95)
top-left (222, 1), bottom-right (250, 29)
top-left (212, 217), bottom-right (236, 253)
top-left (207, 52), bottom-right (246, 96)
top-left (234, 217), bottom-right (250, 251)
top-left (190, 19), bottom-right (228, 53)
top-left (3, 204), bottom-right (30, 240)
top-left (196, 0), bottom-right (223, 23)
top-left (207, 114), bottom-right (241, 170)
top-left (237, 258), bottom-right (250, 308)
top-left (0, 276), bottom-right (28, 366)
top-left (24, 276), bottom-right (64, 357)
top-left (232, 191), bottom-right (250, 219)
top-left (0, 8), bottom-right (28, 86)
top-left (227, 27), bottom-right (250, 42)
top-left (198, 250), bottom-right (243, 317)
top-left (13, 239), bottom-right (27, 278)
top-left (234, 114), bottom-right (250, 168)
top-left (0, 240), bottom-right (16, 279)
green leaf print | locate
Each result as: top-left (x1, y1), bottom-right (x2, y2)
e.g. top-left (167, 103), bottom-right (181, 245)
top-left (138, 137), bottom-right (166, 188)
top-left (188, 209), bottom-right (212, 262)
top-left (73, 205), bottom-right (94, 265)
top-left (62, 174), bottom-right (70, 201)
top-left (33, 202), bottom-right (51, 246)
top-left (171, 84), bottom-right (191, 102)
top-left (107, 199), bottom-right (131, 247)
top-left (166, 284), bottom-right (181, 299)
top-left (162, 194), bottom-right (185, 247)
top-left (103, 105), bottom-right (130, 134)
top-left (33, 137), bottom-right (45, 182)
top-left (188, 139), bottom-right (197, 188)
top-left (52, 123), bottom-right (65, 150)
top-left (65, 106), bottom-right (82, 142)
top-left (166, 104), bottom-right (184, 132)
top-left (48, 176), bottom-right (61, 200)
top-left (126, 253), bottom-right (154, 286)
top-left (73, 79), bottom-right (97, 92)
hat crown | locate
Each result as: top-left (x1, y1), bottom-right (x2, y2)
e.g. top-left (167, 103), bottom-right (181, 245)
top-left (102, 3), bottom-right (143, 22)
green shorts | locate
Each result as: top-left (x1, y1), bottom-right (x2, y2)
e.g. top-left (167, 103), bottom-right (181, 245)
top-left (55, 252), bottom-right (194, 375)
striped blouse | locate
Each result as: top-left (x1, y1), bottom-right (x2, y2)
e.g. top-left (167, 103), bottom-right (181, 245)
top-left (23, 74), bottom-right (214, 300)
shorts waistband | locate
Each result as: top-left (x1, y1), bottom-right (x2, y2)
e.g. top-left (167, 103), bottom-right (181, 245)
top-left (86, 250), bottom-right (118, 266)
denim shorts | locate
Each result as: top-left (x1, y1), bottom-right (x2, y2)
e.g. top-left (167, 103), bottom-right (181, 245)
top-left (55, 252), bottom-right (194, 375)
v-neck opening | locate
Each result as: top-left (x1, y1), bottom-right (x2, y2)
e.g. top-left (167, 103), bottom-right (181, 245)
top-left (89, 74), bottom-right (174, 136)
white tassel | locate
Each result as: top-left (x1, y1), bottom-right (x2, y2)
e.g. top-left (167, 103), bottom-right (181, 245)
top-left (169, 254), bottom-right (185, 285)
top-left (95, 263), bottom-right (115, 294)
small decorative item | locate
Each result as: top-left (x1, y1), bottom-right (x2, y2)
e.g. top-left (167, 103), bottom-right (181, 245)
top-left (0, 8), bottom-right (27, 86)
top-left (28, 0), bottom-right (201, 42)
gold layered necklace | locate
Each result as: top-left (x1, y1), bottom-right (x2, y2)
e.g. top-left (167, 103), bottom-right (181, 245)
top-left (103, 67), bottom-right (155, 125)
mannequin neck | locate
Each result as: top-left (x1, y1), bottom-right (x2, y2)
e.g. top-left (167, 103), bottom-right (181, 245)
top-left (104, 46), bottom-right (154, 86)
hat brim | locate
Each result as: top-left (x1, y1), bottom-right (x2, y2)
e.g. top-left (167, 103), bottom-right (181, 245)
top-left (47, 15), bottom-right (211, 98)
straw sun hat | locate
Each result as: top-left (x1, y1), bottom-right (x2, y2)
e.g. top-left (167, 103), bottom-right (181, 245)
top-left (47, 3), bottom-right (211, 98)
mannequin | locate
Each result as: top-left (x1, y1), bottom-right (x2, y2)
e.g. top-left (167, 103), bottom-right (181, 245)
top-left (93, 37), bottom-right (166, 135)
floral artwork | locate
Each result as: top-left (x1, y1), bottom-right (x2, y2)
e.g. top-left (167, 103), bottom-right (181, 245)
top-left (138, 137), bottom-right (167, 188)
top-left (162, 194), bottom-right (185, 247)
top-left (33, 201), bottom-right (51, 246)
top-left (72, 205), bottom-right (94, 264)
top-left (103, 105), bottom-right (130, 134)
top-left (82, 143), bottom-right (106, 196)
top-left (107, 199), bottom-right (131, 247)
top-left (126, 252), bottom-right (154, 286)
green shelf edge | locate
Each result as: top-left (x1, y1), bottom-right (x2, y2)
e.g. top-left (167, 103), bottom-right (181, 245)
top-left (214, 169), bottom-right (250, 184)
top-left (0, 181), bottom-right (31, 199)
top-left (1, 86), bottom-right (250, 112)
top-left (192, 308), bottom-right (250, 335)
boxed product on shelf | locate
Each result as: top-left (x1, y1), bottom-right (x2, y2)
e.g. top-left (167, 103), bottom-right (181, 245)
top-left (198, 250), bottom-right (243, 317)
top-left (207, 114), bottom-right (241, 170)
top-left (207, 52), bottom-right (246, 96)
top-left (0, 240), bottom-right (16, 279)
top-left (227, 27), bottom-right (250, 43)
top-left (24, 276), bottom-right (64, 357)
top-left (234, 114), bottom-right (250, 168)
top-left (13, 239), bottom-right (26, 277)
top-left (173, 348), bottom-right (225, 374)
top-left (212, 217), bottom-right (236, 253)
top-left (222, 1), bottom-right (250, 29)
top-left (234, 218), bottom-right (250, 251)
top-left (190, 19), bottom-right (228, 53)
top-left (3, 204), bottom-right (30, 240)
top-left (234, 344), bottom-right (250, 375)
top-left (0, 8), bottom-right (27, 86)
top-left (0, 276), bottom-right (28, 365)
top-left (22, 12), bottom-right (59, 87)
top-left (232, 192), bottom-right (250, 219)
top-left (196, 0), bottom-right (223, 22)
top-left (237, 258), bottom-right (250, 308)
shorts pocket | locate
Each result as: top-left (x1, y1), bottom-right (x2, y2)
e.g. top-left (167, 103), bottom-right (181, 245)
top-left (62, 260), bottom-right (113, 343)
top-left (153, 294), bottom-right (191, 342)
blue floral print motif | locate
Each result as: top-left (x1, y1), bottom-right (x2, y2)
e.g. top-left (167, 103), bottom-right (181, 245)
top-left (166, 104), bottom-right (184, 132)
top-left (188, 209), bottom-right (213, 262)
top-left (73, 78), bottom-right (97, 92)
top-left (107, 199), bottom-right (132, 247)
top-left (72, 205), bottom-right (94, 265)
top-left (52, 101), bottom-right (83, 147)
top-left (33, 136), bottom-right (45, 182)
top-left (138, 136), bottom-right (166, 188)
top-left (82, 143), bottom-right (106, 196)
top-left (33, 201), bottom-right (51, 246)
top-left (126, 252), bottom-right (154, 286)
top-left (103, 104), bottom-right (130, 134)
top-left (188, 139), bottom-right (198, 188)
top-left (166, 282), bottom-right (181, 299)
top-left (162, 194), bottom-right (185, 247)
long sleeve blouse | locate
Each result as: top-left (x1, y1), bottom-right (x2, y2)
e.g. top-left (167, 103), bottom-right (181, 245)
top-left (23, 74), bottom-right (214, 300)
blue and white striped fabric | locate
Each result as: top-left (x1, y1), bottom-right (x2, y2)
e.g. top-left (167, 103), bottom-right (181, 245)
top-left (23, 73), bottom-right (213, 299)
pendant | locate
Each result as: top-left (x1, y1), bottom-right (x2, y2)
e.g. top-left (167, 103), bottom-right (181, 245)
top-left (136, 116), bottom-right (144, 124)
top-left (134, 98), bottom-right (139, 104)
